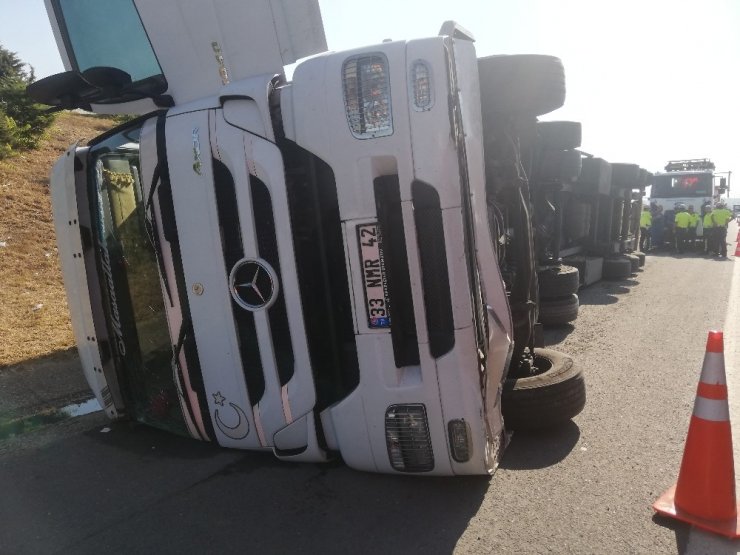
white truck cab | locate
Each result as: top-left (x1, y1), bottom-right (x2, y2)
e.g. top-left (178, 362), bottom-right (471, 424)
top-left (31, 0), bottom-right (585, 475)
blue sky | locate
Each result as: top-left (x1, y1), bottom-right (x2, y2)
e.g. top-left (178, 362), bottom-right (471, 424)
top-left (1, 0), bottom-right (738, 187)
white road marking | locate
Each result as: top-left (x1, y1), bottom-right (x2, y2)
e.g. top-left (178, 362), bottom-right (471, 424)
top-left (685, 221), bottom-right (740, 553)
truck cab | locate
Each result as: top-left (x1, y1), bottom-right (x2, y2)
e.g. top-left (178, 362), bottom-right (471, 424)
top-left (30, 0), bottom-right (585, 475)
top-left (650, 159), bottom-right (722, 249)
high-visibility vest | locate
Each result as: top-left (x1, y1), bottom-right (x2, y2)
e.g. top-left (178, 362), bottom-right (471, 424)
top-left (712, 208), bottom-right (733, 227)
top-left (688, 213), bottom-right (699, 228)
top-left (675, 212), bottom-right (691, 229)
top-left (640, 211), bottom-right (652, 227)
top-left (703, 213), bottom-right (714, 228)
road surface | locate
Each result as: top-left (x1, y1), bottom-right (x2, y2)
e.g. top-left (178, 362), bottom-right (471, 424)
top-left (2, 230), bottom-right (739, 554)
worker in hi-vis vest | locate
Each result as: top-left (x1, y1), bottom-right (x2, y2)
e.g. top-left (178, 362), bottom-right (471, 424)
top-left (687, 205), bottom-right (699, 250)
top-left (702, 204), bottom-right (715, 254)
top-left (674, 204), bottom-right (691, 254)
top-left (639, 205), bottom-right (652, 251)
top-left (711, 201), bottom-right (735, 258)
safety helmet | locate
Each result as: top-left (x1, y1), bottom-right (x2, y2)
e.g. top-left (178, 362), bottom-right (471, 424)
top-left (676, 203), bottom-right (686, 211)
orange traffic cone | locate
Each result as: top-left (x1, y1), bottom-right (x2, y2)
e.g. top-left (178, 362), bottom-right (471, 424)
top-left (653, 331), bottom-right (739, 538)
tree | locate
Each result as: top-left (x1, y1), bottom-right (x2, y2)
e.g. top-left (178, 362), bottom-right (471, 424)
top-left (0, 44), bottom-right (54, 158)
top-left (0, 47), bottom-right (26, 80)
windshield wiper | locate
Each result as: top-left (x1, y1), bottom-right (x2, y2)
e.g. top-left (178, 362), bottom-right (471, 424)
top-left (144, 161), bottom-right (174, 307)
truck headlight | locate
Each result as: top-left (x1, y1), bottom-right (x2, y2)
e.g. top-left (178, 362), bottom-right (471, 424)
top-left (385, 404), bottom-right (434, 472)
top-left (342, 54), bottom-right (393, 139)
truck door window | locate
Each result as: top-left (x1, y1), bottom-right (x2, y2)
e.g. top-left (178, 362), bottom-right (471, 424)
top-left (89, 123), bottom-right (187, 434)
top-left (54, 0), bottom-right (163, 85)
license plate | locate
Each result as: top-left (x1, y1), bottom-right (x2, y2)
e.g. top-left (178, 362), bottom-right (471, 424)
top-left (357, 223), bottom-right (391, 329)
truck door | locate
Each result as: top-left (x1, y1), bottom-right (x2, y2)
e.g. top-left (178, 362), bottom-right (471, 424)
top-left (42, 0), bottom-right (327, 114)
top-left (51, 144), bottom-right (123, 420)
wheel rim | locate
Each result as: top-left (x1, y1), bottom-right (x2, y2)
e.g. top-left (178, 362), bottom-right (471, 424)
top-left (510, 353), bottom-right (553, 379)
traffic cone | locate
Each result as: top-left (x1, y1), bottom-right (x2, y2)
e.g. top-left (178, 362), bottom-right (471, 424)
top-left (653, 331), bottom-right (740, 538)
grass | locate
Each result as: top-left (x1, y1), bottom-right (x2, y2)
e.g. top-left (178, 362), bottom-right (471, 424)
top-left (0, 112), bottom-right (116, 368)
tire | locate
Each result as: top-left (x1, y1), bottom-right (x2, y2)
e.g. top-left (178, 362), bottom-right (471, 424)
top-left (502, 348), bottom-right (586, 431)
top-left (602, 256), bottom-right (632, 279)
top-left (536, 121), bottom-right (582, 150)
top-left (638, 168), bottom-right (649, 188)
top-left (537, 149), bottom-right (582, 183)
top-left (634, 251), bottom-right (646, 266)
top-left (538, 264), bottom-right (579, 297)
top-left (539, 294), bottom-right (579, 325)
top-left (564, 202), bottom-right (590, 241)
top-left (611, 163), bottom-right (640, 189)
top-left (624, 253), bottom-right (639, 273)
top-left (478, 54), bottom-right (565, 117)
top-left (577, 157), bottom-right (612, 195)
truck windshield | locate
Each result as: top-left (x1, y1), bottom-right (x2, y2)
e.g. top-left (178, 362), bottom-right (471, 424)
top-left (54, 0), bottom-right (164, 86)
top-left (651, 173), bottom-right (712, 198)
top-left (88, 123), bottom-right (187, 435)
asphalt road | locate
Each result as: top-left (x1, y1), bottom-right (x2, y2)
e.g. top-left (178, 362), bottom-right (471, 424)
top-left (2, 235), bottom-right (740, 554)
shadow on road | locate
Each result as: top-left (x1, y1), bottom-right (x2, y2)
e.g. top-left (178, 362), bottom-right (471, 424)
top-left (644, 249), bottom-right (715, 259)
top-left (1, 420), bottom-right (490, 553)
top-left (499, 421), bottom-right (580, 470)
top-left (652, 513), bottom-right (740, 554)
top-left (579, 277), bottom-right (640, 306)
top-left (0, 347), bottom-right (89, 416)
top-left (542, 324), bottom-right (575, 346)
top-left (651, 513), bottom-right (691, 553)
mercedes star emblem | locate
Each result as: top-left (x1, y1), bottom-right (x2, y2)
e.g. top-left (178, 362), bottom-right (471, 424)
top-left (229, 258), bottom-right (279, 311)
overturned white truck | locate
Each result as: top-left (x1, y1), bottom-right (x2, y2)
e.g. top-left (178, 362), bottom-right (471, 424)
top-left (30, 0), bottom-right (585, 475)
top-left (522, 123), bottom-right (651, 325)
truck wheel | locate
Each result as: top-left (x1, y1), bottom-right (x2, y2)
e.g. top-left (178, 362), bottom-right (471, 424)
top-left (602, 256), bottom-right (632, 280)
top-left (610, 163), bottom-right (640, 189)
top-left (539, 294), bottom-right (579, 325)
top-left (577, 157), bottom-right (611, 194)
top-left (537, 149), bottom-right (582, 183)
top-left (538, 264), bottom-right (579, 297)
top-left (624, 253), bottom-right (640, 273)
top-left (502, 348), bottom-right (586, 430)
top-left (633, 251), bottom-right (646, 266)
top-left (564, 202), bottom-right (591, 240)
top-left (478, 54), bottom-right (565, 117)
top-left (536, 121), bottom-right (582, 150)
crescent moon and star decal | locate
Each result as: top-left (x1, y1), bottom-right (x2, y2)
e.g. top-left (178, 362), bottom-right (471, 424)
top-left (212, 391), bottom-right (250, 440)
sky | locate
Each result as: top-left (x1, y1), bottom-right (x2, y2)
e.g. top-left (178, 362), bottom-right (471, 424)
top-left (1, 0), bottom-right (738, 191)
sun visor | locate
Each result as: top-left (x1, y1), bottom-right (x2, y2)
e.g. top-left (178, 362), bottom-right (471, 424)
top-left (44, 0), bottom-right (327, 114)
